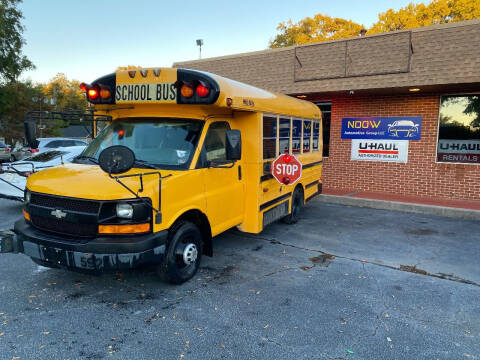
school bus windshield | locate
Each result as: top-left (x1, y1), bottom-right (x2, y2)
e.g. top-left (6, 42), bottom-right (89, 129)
top-left (79, 118), bottom-right (204, 169)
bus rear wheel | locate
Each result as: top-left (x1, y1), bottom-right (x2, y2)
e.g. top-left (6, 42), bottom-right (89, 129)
top-left (160, 221), bottom-right (203, 284)
top-left (282, 187), bottom-right (304, 224)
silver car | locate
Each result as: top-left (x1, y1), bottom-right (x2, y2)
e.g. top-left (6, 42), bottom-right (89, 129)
top-left (36, 138), bottom-right (89, 152)
top-left (0, 142), bottom-right (12, 162)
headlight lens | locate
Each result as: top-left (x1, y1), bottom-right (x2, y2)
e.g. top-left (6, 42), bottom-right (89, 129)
top-left (25, 190), bottom-right (31, 203)
top-left (116, 203), bottom-right (133, 219)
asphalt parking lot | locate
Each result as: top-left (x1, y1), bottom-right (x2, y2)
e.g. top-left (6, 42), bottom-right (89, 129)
top-left (0, 198), bottom-right (478, 360)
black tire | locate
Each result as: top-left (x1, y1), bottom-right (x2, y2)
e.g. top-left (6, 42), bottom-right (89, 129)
top-left (159, 221), bottom-right (203, 284)
top-left (31, 257), bottom-right (60, 269)
top-left (282, 187), bottom-right (304, 224)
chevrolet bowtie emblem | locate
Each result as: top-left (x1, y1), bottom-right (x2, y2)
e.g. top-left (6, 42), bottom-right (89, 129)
top-left (51, 209), bottom-right (67, 219)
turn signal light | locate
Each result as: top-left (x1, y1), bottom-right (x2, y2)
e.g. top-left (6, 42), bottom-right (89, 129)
top-left (180, 84), bottom-right (194, 98)
top-left (100, 88), bottom-right (111, 99)
top-left (23, 209), bottom-right (30, 221)
top-left (98, 223), bottom-right (151, 234)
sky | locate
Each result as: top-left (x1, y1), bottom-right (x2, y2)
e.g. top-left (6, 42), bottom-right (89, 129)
top-left (19, 0), bottom-right (425, 84)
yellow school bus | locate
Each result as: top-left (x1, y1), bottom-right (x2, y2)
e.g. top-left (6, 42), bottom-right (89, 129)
top-left (7, 68), bottom-right (322, 284)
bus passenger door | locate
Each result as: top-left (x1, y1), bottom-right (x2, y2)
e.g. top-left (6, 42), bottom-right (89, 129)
top-left (199, 121), bottom-right (244, 235)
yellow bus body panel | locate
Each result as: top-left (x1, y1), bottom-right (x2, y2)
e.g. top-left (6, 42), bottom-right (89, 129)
top-left (27, 68), bottom-right (322, 237)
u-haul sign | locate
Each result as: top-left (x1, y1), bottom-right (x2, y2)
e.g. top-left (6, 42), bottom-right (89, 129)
top-left (437, 139), bottom-right (480, 164)
top-left (351, 139), bottom-right (408, 163)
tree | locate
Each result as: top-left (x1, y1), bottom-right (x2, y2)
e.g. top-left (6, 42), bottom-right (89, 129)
top-left (0, 81), bottom-right (47, 141)
top-left (115, 65), bottom-right (143, 71)
top-left (42, 73), bottom-right (87, 111)
top-left (464, 96), bottom-right (480, 128)
top-left (269, 0), bottom-right (480, 48)
top-left (270, 14), bottom-right (364, 48)
top-left (370, 0), bottom-right (480, 34)
top-left (0, 0), bottom-right (34, 83)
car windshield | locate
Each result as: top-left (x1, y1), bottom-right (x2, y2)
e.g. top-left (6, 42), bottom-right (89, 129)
top-left (79, 118), bottom-right (204, 169)
top-left (397, 121), bottom-right (414, 126)
top-left (23, 150), bottom-right (65, 162)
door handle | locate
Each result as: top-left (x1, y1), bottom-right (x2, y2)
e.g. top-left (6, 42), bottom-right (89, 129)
top-left (238, 165), bottom-right (242, 180)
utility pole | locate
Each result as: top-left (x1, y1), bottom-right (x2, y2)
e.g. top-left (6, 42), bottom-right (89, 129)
top-left (196, 39), bottom-right (204, 59)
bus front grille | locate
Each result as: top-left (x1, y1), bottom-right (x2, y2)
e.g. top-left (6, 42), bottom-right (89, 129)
top-left (30, 193), bottom-right (100, 214)
top-left (30, 214), bottom-right (98, 238)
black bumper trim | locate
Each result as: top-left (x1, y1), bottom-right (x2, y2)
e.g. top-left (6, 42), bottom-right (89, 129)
top-left (14, 219), bottom-right (168, 255)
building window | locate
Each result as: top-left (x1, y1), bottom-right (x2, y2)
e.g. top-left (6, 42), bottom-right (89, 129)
top-left (279, 117), bottom-right (291, 155)
top-left (263, 114), bottom-right (277, 159)
top-left (316, 102), bottom-right (331, 157)
top-left (292, 118), bottom-right (302, 154)
top-left (303, 120), bottom-right (311, 152)
top-left (437, 95), bottom-right (480, 164)
top-left (313, 120), bottom-right (320, 151)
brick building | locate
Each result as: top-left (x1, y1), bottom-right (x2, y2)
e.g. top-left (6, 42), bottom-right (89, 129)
top-left (174, 20), bottom-right (480, 201)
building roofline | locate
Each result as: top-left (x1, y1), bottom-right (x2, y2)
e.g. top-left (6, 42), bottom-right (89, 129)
top-left (173, 18), bottom-right (480, 66)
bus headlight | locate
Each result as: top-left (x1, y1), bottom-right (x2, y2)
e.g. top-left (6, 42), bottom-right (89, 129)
top-left (116, 203), bottom-right (133, 219)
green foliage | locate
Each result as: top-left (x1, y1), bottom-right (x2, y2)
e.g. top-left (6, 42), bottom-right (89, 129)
top-left (0, 0), bottom-right (34, 83)
top-left (0, 81), bottom-right (48, 141)
top-left (270, 0), bottom-right (480, 48)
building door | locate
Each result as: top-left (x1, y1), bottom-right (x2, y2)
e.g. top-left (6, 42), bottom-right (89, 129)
top-left (200, 121), bottom-right (244, 235)
top-left (315, 102), bottom-right (331, 157)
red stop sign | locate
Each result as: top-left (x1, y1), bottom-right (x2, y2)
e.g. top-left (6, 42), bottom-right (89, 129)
top-left (271, 154), bottom-right (302, 185)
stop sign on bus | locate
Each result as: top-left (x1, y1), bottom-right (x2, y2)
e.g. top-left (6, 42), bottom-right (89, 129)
top-left (271, 154), bottom-right (302, 185)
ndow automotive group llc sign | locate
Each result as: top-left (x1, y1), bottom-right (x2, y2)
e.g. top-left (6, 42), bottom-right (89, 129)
top-left (351, 140), bottom-right (409, 163)
top-left (341, 117), bottom-right (422, 140)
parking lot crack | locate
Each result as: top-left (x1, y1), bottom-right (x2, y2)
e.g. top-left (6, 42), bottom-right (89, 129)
top-left (363, 263), bottom-right (389, 337)
top-left (233, 233), bottom-right (480, 288)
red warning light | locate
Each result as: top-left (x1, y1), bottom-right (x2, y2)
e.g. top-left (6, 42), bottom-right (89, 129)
top-left (88, 88), bottom-right (99, 99)
top-left (283, 155), bottom-right (292, 163)
top-left (196, 84), bottom-right (210, 98)
top-left (118, 129), bottom-right (125, 138)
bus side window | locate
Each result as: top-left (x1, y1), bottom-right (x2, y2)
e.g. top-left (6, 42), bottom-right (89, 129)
top-left (313, 120), bottom-right (320, 151)
top-left (263, 115), bottom-right (277, 159)
top-left (303, 120), bottom-right (311, 152)
top-left (204, 122), bottom-right (231, 162)
top-left (279, 117), bottom-right (290, 155)
top-left (292, 119), bottom-right (302, 154)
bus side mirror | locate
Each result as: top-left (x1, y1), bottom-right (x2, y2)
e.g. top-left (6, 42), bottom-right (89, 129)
top-left (24, 121), bottom-right (39, 149)
top-left (226, 130), bottom-right (241, 161)
top-left (98, 145), bottom-right (135, 174)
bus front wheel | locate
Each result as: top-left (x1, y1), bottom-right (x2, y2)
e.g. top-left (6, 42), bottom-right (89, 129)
top-left (282, 187), bottom-right (304, 224)
top-left (159, 221), bottom-right (203, 284)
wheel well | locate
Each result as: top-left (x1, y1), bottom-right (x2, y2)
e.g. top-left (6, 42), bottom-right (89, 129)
top-left (170, 210), bottom-right (213, 257)
top-left (295, 183), bottom-right (305, 200)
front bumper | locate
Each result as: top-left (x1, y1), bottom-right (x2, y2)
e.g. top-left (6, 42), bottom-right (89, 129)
top-left (1, 220), bottom-right (168, 271)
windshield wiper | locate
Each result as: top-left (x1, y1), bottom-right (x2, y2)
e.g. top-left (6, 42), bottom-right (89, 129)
top-left (74, 155), bottom-right (98, 164)
top-left (134, 160), bottom-right (160, 169)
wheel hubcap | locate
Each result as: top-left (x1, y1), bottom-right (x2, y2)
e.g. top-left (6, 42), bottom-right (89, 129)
top-left (182, 243), bottom-right (198, 265)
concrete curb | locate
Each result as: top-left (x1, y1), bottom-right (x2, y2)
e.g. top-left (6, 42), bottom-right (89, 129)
top-left (316, 194), bottom-right (480, 221)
